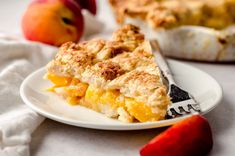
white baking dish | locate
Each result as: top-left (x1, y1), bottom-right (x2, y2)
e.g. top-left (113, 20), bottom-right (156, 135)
top-left (125, 18), bottom-right (235, 62)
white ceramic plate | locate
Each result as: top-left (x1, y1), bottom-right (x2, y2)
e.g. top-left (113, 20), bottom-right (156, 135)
top-left (20, 60), bottom-right (222, 130)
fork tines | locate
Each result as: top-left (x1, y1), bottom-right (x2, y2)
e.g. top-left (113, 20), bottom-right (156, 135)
top-left (166, 84), bottom-right (201, 119)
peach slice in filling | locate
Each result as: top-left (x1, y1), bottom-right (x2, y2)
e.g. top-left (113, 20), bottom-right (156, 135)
top-left (46, 74), bottom-right (163, 122)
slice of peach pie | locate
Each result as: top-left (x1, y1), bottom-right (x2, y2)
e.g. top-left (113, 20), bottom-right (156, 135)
top-left (45, 24), bottom-right (171, 123)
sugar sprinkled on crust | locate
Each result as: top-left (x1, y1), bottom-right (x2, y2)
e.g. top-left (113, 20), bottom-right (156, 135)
top-left (109, 0), bottom-right (235, 29)
top-left (47, 24), bottom-right (170, 111)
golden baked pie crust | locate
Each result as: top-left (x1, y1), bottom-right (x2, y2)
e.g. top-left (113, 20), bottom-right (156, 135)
top-left (46, 24), bottom-right (170, 123)
top-left (109, 0), bottom-right (235, 29)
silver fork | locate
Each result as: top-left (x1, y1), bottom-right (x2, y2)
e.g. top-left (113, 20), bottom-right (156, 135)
top-left (150, 40), bottom-right (201, 119)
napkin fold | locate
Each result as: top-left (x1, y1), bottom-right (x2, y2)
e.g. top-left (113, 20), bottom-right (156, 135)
top-left (0, 11), bottom-right (104, 156)
top-left (0, 37), bottom-right (57, 156)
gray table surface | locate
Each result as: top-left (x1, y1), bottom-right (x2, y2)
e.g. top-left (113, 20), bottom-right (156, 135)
top-left (1, 1), bottom-right (235, 156)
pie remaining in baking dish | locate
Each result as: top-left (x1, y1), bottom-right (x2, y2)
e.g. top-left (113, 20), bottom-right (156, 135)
top-left (109, 0), bottom-right (235, 29)
top-left (45, 24), bottom-right (171, 123)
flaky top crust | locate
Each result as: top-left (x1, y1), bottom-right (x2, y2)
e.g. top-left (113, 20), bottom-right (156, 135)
top-left (47, 24), bottom-right (169, 106)
top-left (109, 0), bottom-right (235, 29)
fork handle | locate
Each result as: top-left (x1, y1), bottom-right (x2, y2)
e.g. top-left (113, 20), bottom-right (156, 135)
top-left (151, 40), bottom-right (176, 84)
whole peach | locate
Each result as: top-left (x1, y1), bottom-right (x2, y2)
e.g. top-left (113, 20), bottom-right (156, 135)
top-left (22, 0), bottom-right (84, 46)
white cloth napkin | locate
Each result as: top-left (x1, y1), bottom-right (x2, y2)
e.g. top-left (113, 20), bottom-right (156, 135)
top-left (0, 11), bottom-right (104, 156)
top-left (0, 36), bottom-right (57, 156)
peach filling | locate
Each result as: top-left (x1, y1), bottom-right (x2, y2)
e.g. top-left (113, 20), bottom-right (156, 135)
top-left (46, 74), bottom-right (162, 122)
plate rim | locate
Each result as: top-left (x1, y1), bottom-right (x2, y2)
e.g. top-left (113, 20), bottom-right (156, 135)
top-left (20, 60), bottom-right (223, 130)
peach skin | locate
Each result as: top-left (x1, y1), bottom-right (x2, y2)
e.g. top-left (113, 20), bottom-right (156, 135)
top-left (140, 115), bottom-right (213, 156)
top-left (22, 0), bottom-right (84, 46)
top-left (75, 0), bottom-right (97, 15)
